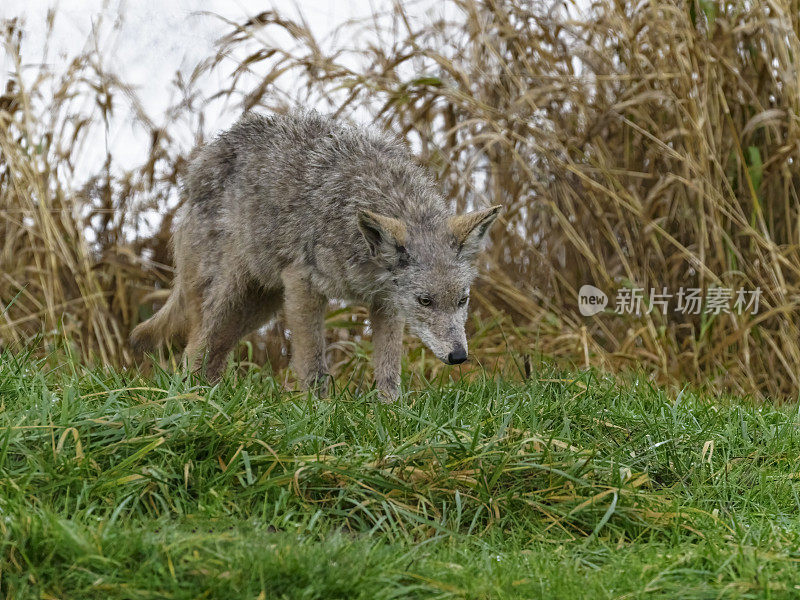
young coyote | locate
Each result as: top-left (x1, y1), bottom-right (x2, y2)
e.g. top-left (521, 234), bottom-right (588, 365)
top-left (131, 111), bottom-right (500, 401)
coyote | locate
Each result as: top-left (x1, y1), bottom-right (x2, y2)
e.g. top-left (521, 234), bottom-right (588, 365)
top-left (130, 111), bottom-right (500, 400)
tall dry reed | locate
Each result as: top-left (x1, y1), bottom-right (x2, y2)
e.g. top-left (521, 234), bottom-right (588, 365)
top-left (2, 1), bottom-right (800, 399)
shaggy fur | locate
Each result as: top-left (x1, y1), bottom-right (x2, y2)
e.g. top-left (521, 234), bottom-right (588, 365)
top-left (130, 110), bottom-right (500, 400)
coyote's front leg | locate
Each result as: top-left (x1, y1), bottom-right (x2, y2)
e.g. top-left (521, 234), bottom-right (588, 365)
top-left (369, 303), bottom-right (404, 402)
top-left (282, 267), bottom-right (329, 395)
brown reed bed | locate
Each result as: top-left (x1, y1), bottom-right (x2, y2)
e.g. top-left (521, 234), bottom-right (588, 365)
top-left (2, 0), bottom-right (800, 400)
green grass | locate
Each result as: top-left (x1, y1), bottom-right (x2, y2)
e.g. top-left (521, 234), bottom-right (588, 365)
top-left (2, 350), bottom-right (800, 598)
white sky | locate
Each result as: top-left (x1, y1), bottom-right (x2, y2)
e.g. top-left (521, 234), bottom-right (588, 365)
top-left (1, 0), bottom-right (447, 180)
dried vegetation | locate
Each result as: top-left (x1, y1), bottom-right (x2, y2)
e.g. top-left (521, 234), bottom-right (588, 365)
top-left (2, 1), bottom-right (800, 399)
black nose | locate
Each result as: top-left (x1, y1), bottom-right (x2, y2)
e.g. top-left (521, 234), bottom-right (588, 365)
top-left (447, 346), bottom-right (468, 365)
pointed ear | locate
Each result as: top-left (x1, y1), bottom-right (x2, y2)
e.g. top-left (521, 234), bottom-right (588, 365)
top-left (448, 205), bottom-right (502, 258)
top-left (357, 210), bottom-right (408, 261)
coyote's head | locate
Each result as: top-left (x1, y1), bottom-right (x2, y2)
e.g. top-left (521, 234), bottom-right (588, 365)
top-left (358, 204), bottom-right (501, 364)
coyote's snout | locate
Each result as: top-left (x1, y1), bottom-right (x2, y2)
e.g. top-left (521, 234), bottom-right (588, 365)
top-left (130, 111), bottom-right (500, 401)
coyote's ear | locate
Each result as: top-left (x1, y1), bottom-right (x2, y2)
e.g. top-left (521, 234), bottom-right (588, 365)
top-left (357, 210), bottom-right (408, 262)
top-left (448, 205), bottom-right (502, 259)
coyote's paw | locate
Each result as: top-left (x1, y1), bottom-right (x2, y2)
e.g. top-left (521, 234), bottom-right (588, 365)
top-left (376, 380), bottom-right (400, 403)
top-left (304, 373), bottom-right (330, 398)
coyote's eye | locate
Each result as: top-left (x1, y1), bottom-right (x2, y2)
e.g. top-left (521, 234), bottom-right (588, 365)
top-left (458, 296), bottom-right (469, 308)
top-left (417, 295), bottom-right (432, 307)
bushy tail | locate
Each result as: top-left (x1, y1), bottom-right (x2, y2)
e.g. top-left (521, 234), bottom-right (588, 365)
top-left (129, 288), bottom-right (186, 352)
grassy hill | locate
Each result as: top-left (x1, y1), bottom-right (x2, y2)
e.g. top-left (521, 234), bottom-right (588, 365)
top-left (1, 351), bottom-right (799, 598)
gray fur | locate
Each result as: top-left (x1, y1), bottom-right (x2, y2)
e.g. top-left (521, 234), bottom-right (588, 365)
top-left (130, 110), bottom-right (500, 401)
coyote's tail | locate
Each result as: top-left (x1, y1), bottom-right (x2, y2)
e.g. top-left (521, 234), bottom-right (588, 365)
top-left (129, 288), bottom-right (186, 352)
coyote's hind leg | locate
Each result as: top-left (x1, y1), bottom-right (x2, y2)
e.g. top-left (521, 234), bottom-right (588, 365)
top-left (180, 280), bottom-right (208, 373)
top-left (281, 266), bottom-right (329, 395)
top-left (188, 284), bottom-right (283, 381)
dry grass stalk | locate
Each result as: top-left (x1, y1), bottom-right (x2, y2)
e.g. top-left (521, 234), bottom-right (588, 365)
top-left (2, 1), bottom-right (800, 399)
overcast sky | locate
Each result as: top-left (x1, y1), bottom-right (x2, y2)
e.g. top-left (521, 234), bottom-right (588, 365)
top-left (1, 0), bottom-right (446, 179)
top-left (1, 0), bottom-right (386, 111)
